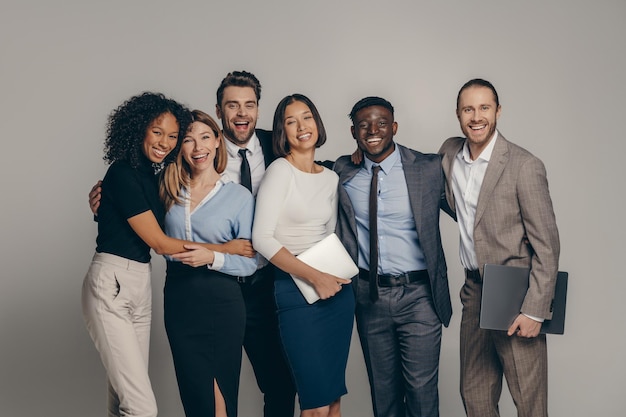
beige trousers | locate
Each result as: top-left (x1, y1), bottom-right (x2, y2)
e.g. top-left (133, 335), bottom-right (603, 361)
top-left (459, 277), bottom-right (548, 417)
top-left (82, 252), bottom-right (157, 417)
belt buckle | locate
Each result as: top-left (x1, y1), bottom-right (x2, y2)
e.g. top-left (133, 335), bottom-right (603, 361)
top-left (375, 273), bottom-right (389, 288)
top-left (236, 276), bottom-right (246, 284)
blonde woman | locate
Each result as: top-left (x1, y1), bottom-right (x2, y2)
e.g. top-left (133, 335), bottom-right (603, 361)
top-left (161, 110), bottom-right (257, 417)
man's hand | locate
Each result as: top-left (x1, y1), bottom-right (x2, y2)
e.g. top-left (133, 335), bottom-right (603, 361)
top-left (89, 180), bottom-right (103, 215)
top-left (507, 314), bottom-right (542, 338)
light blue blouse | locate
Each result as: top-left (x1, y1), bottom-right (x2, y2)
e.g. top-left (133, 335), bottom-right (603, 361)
top-left (165, 178), bottom-right (258, 277)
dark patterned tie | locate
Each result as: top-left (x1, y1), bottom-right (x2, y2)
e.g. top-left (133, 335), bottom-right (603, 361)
top-left (238, 148), bottom-right (252, 192)
top-left (369, 165), bottom-right (381, 302)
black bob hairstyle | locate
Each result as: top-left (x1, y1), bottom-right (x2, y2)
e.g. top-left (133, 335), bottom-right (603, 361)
top-left (271, 93), bottom-right (327, 157)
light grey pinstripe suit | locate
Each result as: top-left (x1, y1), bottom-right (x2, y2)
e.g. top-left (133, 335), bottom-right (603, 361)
top-left (439, 133), bottom-right (560, 417)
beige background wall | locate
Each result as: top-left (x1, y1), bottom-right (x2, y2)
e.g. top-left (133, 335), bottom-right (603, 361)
top-left (1, 1), bottom-right (624, 415)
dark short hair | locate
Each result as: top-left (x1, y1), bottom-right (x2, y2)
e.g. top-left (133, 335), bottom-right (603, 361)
top-left (349, 96), bottom-right (394, 122)
top-left (456, 78), bottom-right (500, 110)
top-left (104, 92), bottom-right (191, 168)
top-left (272, 94), bottom-right (327, 157)
top-left (216, 70), bottom-right (262, 107)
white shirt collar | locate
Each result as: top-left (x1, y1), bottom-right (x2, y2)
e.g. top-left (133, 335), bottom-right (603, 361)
top-left (460, 130), bottom-right (499, 163)
top-left (364, 142), bottom-right (399, 174)
top-left (225, 131), bottom-right (260, 158)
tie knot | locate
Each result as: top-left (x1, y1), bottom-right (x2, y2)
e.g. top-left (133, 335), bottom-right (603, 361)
top-left (372, 165), bottom-right (381, 175)
top-left (238, 148), bottom-right (248, 159)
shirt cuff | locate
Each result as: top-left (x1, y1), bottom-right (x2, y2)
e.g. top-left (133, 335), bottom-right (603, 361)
top-left (522, 313), bottom-right (544, 323)
top-left (208, 252), bottom-right (225, 271)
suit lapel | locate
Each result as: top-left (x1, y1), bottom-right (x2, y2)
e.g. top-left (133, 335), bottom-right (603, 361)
top-left (475, 135), bottom-right (509, 227)
top-left (338, 161), bottom-right (362, 239)
top-left (399, 146), bottom-right (423, 235)
top-left (441, 140), bottom-right (463, 213)
top-left (255, 129), bottom-right (275, 167)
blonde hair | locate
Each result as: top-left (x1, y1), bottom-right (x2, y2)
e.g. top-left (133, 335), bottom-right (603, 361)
top-left (160, 110), bottom-right (227, 210)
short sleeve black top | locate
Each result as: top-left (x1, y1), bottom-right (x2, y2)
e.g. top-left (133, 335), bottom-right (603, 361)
top-left (95, 157), bottom-right (165, 263)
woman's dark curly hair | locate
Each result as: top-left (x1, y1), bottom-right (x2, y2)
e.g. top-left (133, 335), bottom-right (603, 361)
top-left (103, 92), bottom-right (192, 168)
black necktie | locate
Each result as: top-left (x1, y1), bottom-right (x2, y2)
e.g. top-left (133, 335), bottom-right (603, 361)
top-left (238, 148), bottom-right (252, 192)
top-left (369, 165), bottom-right (381, 302)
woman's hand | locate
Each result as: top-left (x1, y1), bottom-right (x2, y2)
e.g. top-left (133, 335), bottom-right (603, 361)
top-left (351, 148), bottom-right (363, 165)
top-left (312, 273), bottom-right (351, 300)
top-left (222, 239), bottom-right (256, 257)
top-left (89, 180), bottom-right (103, 215)
top-left (170, 244), bottom-right (215, 267)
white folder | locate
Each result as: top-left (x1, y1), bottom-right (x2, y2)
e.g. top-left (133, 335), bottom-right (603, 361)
top-left (290, 233), bottom-right (358, 304)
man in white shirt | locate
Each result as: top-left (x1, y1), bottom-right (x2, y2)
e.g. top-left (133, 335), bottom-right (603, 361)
top-left (213, 71), bottom-right (298, 417)
top-left (439, 79), bottom-right (560, 417)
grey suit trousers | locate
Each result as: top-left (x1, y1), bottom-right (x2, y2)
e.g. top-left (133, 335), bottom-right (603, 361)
top-left (355, 276), bottom-right (442, 417)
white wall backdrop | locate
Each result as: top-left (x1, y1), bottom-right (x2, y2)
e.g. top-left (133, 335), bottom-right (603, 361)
top-left (1, 1), bottom-right (624, 416)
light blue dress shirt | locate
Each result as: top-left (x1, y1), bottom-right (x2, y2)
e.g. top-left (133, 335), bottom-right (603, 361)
top-left (344, 144), bottom-right (427, 275)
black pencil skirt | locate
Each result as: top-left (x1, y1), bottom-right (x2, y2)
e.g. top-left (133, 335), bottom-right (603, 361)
top-left (164, 261), bottom-right (246, 417)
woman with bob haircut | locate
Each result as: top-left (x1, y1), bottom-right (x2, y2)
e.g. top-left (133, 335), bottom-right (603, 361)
top-left (82, 93), bottom-right (247, 417)
top-left (252, 94), bottom-right (355, 417)
top-left (160, 109), bottom-right (257, 417)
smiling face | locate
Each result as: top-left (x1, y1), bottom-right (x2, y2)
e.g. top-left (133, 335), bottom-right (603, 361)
top-left (283, 100), bottom-right (319, 154)
top-left (215, 86), bottom-right (258, 147)
top-left (141, 112), bottom-right (179, 163)
top-left (456, 85), bottom-right (501, 158)
top-left (180, 121), bottom-right (219, 174)
top-left (351, 105), bottom-right (397, 163)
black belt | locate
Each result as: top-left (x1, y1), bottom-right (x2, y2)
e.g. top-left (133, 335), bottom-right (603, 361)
top-left (359, 268), bottom-right (429, 287)
top-left (465, 269), bottom-right (481, 282)
top-left (237, 264), bottom-right (273, 285)
top-left (166, 261), bottom-right (232, 280)
top-left (166, 261), bottom-right (263, 284)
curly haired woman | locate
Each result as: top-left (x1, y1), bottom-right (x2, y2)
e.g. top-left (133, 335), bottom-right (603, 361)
top-left (81, 93), bottom-right (245, 417)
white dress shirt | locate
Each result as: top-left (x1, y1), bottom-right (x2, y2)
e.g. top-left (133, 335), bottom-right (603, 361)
top-left (224, 132), bottom-right (266, 197)
top-left (224, 132), bottom-right (268, 268)
top-left (451, 131), bottom-right (499, 271)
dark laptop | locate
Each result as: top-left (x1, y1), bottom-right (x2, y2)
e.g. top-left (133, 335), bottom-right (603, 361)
top-left (479, 264), bottom-right (568, 335)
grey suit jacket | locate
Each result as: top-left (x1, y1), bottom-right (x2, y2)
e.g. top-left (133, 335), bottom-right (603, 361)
top-left (439, 134), bottom-right (560, 319)
top-left (334, 144), bottom-right (452, 327)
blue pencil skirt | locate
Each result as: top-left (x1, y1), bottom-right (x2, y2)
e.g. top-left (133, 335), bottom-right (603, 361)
top-left (274, 269), bottom-right (355, 410)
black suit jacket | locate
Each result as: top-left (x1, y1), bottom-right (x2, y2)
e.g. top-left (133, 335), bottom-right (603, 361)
top-left (334, 144), bottom-right (452, 326)
top-left (255, 129), bottom-right (277, 168)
